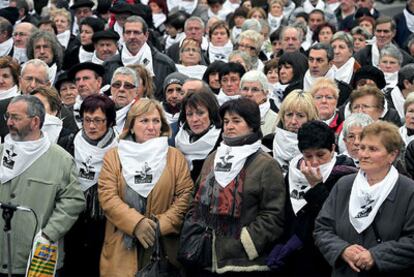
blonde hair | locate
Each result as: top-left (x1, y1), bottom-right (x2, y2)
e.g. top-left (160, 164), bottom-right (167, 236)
top-left (361, 120), bottom-right (403, 154)
top-left (308, 77), bottom-right (339, 99)
top-left (50, 8), bottom-right (72, 27)
top-left (277, 89), bottom-right (319, 128)
top-left (119, 99), bottom-right (171, 139)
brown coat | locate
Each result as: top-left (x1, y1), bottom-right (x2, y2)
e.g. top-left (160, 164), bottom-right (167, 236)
top-left (98, 146), bottom-right (194, 277)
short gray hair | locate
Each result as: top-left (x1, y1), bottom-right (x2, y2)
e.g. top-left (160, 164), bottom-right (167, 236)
top-left (112, 66), bottom-right (141, 88)
top-left (241, 19), bottom-right (261, 33)
top-left (398, 63), bottom-right (414, 91)
top-left (229, 50), bottom-right (253, 71)
top-left (342, 112), bottom-right (374, 138)
top-left (332, 31), bottom-right (354, 52)
top-left (238, 30), bottom-right (264, 52)
top-left (240, 70), bottom-right (268, 93)
top-left (184, 16), bottom-right (205, 31)
top-left (380, 43), bottom-right (403, 65)
top-left (351, 26), bottom-right (372, 40)
top-left (21, 59), bottom-right (50, 81)
top-left (10, 95), bottom-right (45, 129)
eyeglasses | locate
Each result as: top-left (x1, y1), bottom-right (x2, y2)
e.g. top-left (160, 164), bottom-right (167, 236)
top-left (345, 134), bottom-right (361, 143)
top-left (4, 113), bottom-right (34, 122)
top-left (111, 81), bottom-right (136, 90)
top-left (21, 76), bottom-right (48, 85)
top-left (314, 95), bottom-right (336, 101)
top-left (241, 87), bottom-right (263, 93)
top-left (351, 104), bottom-right (377, 112)
top-left (237, 43), bottom-right (256, 51)
top-left (82, 117), bottom-right (107, 126)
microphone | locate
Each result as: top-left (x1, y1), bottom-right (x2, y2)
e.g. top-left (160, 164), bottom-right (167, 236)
top-left (0, 202), bottom-right (31, 212)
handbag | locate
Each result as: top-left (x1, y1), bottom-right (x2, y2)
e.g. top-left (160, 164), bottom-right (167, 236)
top-left (136, 219), bottom-right (181, 277)
top-left (177, 211), bottom-right (213, 268)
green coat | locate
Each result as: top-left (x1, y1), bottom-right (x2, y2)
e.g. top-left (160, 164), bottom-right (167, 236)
top-left (0, 144), bottom-right (86, 274)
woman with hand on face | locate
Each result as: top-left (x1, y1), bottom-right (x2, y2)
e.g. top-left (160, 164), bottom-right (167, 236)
top-left (239, 70), bottom-right (278, 136)
top-left (315, 121), bottom-right (414, 276)
top-left (262, 90), bottom-right (319, 174)
top-left (184, 98), bottom-right (285, 275)
top-left (63, 94), bottom-right (118, 276)
top-left (98, 99), bottom-right (193, 277)
top-left (175, 91), bottom-right (222, 182)
top-left (267, 121), bottom-right (356, 276)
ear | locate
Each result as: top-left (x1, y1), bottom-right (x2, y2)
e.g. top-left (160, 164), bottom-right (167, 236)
top-left (388, 150), bottom-right (399, 164)
top-left (331, 143), bottom-right (336, 153)
top-left (97, 76), bottom-right (103, 88)
top-left (403, 79), bottom-right (412, 90)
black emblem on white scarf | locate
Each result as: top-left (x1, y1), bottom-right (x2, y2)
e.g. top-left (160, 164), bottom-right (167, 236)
top-left (79, 156), bottom-right (96, 180)
top-left (215, 149), bottom-right (234, 172)
top-left (135, 163), bottom-right (153, 184)
top-left (355, 192), bottom-right (375, 218)
top-left (3, 146), bottom-right (17, 169)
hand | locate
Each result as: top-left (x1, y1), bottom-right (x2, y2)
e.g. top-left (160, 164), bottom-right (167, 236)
top-left (341, 244), bottom-right (367, 272)
top-left (355, 250), bottom-right (375, 271)
top-left (134, 218), bottom-right (157, 249)
top-left (300, 160), bottom-right (323, 187)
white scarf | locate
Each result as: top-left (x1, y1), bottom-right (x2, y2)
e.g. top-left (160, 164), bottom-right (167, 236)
top-left (57, 30), bottom-right (71, 49)
top-left (0, 37), bottom-right (13, 57)
top-left (115, 100), bottom-right (135, 135)
top-left (92, 50), bottom-right (119, 65)
top-left (303, 0), bottom-right (325, 13)
top-left (49, 63), bottom-right (57, 85)
top-left (73, 95), bottom-right (83, 129)
top-left (390, 86), bottom-right (405, 119)
top-left (223, 0), bottom-right (239, 13)
top-left (259, 99), bottom-right (271, 121)
top-left (175, 126), bottom-right (221, 170)
top-left (327, 2), bottom-right (340, 12)
top-left (114, 21), bottom-right (124, 45)
top-left (208, 40), bottom-right (233, 63)
top-left (399, 125), bottom-right (414, 146)
top-left (0, 134), bottom-right (51, 184)
top-left (207, 7), bottom-right (227, 20)
top-left (270, 82), bottom-right (288, 104)
top-left (273, 127), bottom-right (300, 173)
top-left (404, 8), bottom-right (414, 33)
top-left (213, 140), bottom-right (261, 187)
top-left (231, 27), bottom-right (242, 43)
top-left (153, 13), bottom-right (166, 28)
top-left (42, 114), bottom-right (63, 144)
top-left (176, 64), bottom-right (207, 80)
top-left (383, 72), bottom-right (399, 92)
top-left (177, 0), bottom-right (198, 14)
top-left (349, 166), bottom-right (398, 233)
top-left (216, 89), bottom-right (240, 106)
top-left (165, 32), bottom-right (186, 50)
top-left (0, 85), bottom-right (19, 101)
top-left (333, 57), bottom-right (355, 84)
top-left (121, 42), bottom-right (154, 76)
top-left (268, 13), bottom-right (283, 32)
top-left (303, 67), bottom-right (336, 91)
top-left (118, 137), bottom-right (169, 197)
top-left (12, 47), bottom-right (27, 64)
top-left (78, 46), bottom-right (94, 63)
top-left (283, 0), bottom-right (296, 19)
top-left (371, 40), bottom-right (380, 68)
top-left (288, 153), bottom-right (337, 214)
top-left (74, 131), bottom-right (118, 191)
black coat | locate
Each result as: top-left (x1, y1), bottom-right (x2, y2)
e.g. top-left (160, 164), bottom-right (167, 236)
top-left (355, 44), bottom-right (414, 67)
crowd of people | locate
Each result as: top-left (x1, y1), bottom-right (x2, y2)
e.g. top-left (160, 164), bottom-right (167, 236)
top-left (0, 0), bottom-right (414, 276)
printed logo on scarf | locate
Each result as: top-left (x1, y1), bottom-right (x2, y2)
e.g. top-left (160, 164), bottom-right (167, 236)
top-left (215, 149), bottom-right (234, 172)
top-left (3, 146), bottom-right (16, 169)
top-left (355, 192), bottom-right (375, 218)
top-left (134, 163), bottom-right (153, 184)
top-left (79, 155), bottom-right (96, 181)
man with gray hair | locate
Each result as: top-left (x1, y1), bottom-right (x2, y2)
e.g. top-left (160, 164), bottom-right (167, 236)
top-left (19, 58), bottom-right (50, 95)
top-left (341, 112), bottom-right (374, 167)
top-left (280, 26), bottom-right (305, 55)
top-left (386, 63), bottom-right (414, 121)
top-left (110, 66), bottom-right (141, 134)
top-left (11, 22), bottom-right (37, 64)
top-left (104, 15), bottom-right (176, 101)
top-left (26, 30), bottom-right (63, 84)
top-left (0, 95), bottom-right (85, 275)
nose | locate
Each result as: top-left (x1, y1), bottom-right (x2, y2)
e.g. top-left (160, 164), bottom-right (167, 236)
top-left (309, 157), bottom-right (319, 168)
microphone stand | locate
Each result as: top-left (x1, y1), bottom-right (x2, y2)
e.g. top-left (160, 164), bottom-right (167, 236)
top-left (2, 206), bottom-right (15, 277)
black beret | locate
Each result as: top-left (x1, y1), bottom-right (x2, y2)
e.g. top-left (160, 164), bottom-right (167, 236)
top-left (68, 62), bottom-right (105, 80)
top-left (55, 72), bottom-right (72, 92)
top-left (92, 30), bottom-right (120, 43)
top-left (70, 0), bottom-right (94, 10)
top-left (109, 2), bottom-right (133, 14)
top-left (353, 65), bottom-right (386, 90)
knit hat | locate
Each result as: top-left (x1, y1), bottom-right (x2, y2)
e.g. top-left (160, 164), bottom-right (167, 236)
top-left (353, 65), bottom-right (386, 90)
top-left (163, 72), bottom-right (189, 94)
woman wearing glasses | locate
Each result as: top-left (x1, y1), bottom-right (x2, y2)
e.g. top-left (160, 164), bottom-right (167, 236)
top-left (98, 99), bottom-right (193, 277)
top-left (176, 38), bottom-right (207, 80)
top-left (64, 94), bottom-right (118, 276)
top-left (239, 70), bottom-right (278, 136)
top-left (309, 78), bottom-right (343, 135)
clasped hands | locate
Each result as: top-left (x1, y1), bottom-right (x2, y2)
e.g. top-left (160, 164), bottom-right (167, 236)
top-left (341, 244), bottom-right (375, 272)
top-left (134, 217), bottom-right (157, 249)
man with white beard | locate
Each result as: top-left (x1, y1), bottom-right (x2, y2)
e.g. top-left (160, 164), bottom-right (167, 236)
top-left (11, 22), bottom-right (36, 64)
